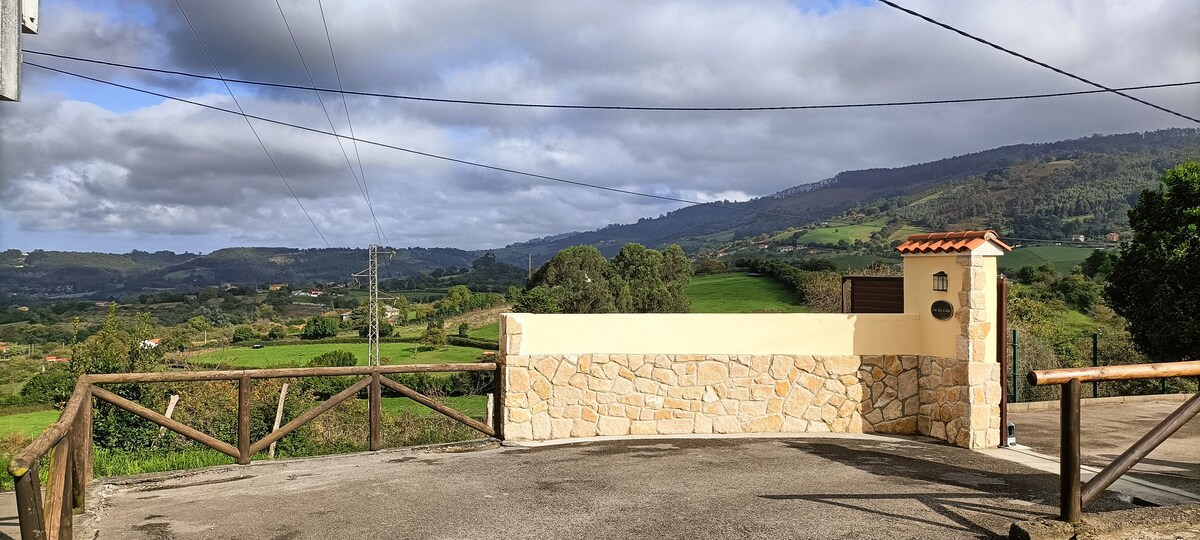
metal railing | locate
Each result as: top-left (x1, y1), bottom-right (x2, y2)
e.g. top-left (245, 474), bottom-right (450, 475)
top-left (1028, 360), bottom-right (1200, 522)
top-left (8, 363), bottom-right (504, 539)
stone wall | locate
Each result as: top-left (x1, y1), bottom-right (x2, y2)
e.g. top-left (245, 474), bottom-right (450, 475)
top-left (503, 352), bottom-right (934, 440)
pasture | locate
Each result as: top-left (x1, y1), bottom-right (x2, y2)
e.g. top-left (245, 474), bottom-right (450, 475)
top-left (191, 342), bottom-right (486, 368)
top-left (999, 245), bottom-right (1096, 274)
top-left (686, 273), bottom-right (806, 313)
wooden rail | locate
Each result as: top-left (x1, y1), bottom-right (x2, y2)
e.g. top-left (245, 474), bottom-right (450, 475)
top-left (7, 362), bottom-right (504, 539)
top-left (1028, 361), bottom-right (1200, 522)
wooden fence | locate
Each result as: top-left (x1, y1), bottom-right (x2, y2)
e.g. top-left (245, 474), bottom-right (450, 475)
top-left (1029, 360), bottom-right (1200, 522)
top-left (7, 363), bottom-right (503, 540)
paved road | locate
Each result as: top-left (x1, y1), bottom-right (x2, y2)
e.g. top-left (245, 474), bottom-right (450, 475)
top-left (1009, 398), bottom-right (1200, 495)
top-left (79, 435), bottom-right (1136, 540)
top-left (6, 398), bottom-right (1193, 539)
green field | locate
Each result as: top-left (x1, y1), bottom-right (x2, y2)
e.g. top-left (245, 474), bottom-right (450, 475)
top-left (999, 245), bottom-right (1097, 274)
top-left (795, 218), bottom-right (926, 245)
top-left (191, 342), bottom-right (486, 368)
top-left (467, 323), bottom-right (500, 341)
top-left (686, 273), bottom-right (806, 313)
top-left (0, 409), bottom-right (59, 438)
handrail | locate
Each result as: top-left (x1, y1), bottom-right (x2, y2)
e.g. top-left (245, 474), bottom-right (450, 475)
top-left (86, 362), bottom-right (498, 383)
top-left (1028, 360), bottom-right (1200, 386)
top-left (8, 362), bottom-right (505, 539)
top-left (9, 380), bottom-right (90, 476)
top-left (1029, 360), bottom-right (1200, 522)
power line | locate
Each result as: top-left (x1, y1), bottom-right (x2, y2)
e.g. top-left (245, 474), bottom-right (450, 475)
top-left (318, 0), bottom-right (386, 247)
top-left (875, 0), bottom-right (1200, 125)
top-left (171, 0), bottom-right (331, 247)
top-left (25, 61), bottom-right (831, 224)
top-left (22, 49), bottom-right (1200, 113)
top-left (275, 0), bottom-right (387, 246)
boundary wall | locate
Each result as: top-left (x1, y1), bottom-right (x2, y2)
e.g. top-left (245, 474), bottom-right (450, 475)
top-left (500, 244), bottom-right (1005, 449)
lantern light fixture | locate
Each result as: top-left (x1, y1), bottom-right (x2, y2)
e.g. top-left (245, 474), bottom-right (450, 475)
top-left (933, 271), bottom-right (949, 292)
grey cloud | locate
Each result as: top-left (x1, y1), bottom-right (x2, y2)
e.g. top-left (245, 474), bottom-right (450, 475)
top-left (1, 0), bottom-right (1198, 252)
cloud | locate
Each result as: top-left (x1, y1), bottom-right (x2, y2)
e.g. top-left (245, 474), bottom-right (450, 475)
top-left (1, 0), bottom-right (1198, 253)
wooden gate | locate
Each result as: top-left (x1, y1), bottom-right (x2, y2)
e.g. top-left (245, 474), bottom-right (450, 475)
top-left (841, 276), bottom-right (904, 313)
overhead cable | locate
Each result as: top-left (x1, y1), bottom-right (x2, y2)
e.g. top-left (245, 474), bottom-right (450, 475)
top-left (26, 61), bottom-right (832, 224)
top-left (317, 0), bottom-right (386, 246)
top-left (22, 49), bottom-right (1200, 113)
top-left (875, 0), bottom-right (1200, 125)
top-left (275, 0), bottom-right (387, 246)
top-left (171, 0), bottom-right (331, 247)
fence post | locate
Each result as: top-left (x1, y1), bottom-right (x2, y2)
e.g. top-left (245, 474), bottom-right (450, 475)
top-left (237, 373), bottom-right (251, 465)
top-left (1061, 378), bottom-right (1082, 522)
top-left (491, 360), bottom-right (504, 440)
top-left (369, 372), bottom-right (381, 451)
top-left (997, 276), bottom-right (1009, 448)
top-left (14, 463), bottom-right (46, 540)
top-left (1011, 329), bottom-right (1019, 402)
top-left (1092, 332), bottom-right (1100, 398)
top-left (71, 384), bottom-right (92, 512)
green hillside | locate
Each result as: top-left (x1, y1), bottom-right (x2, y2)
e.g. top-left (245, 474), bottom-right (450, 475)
top-left (999, 245), bottom-right (1098, 274)
top-left (686, 273), bottom-right (806, 313)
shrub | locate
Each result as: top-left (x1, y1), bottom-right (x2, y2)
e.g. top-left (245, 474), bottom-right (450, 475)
top-left (19, 364), bottom-right (76, 405)
top-left (301, 316), bottom-right (339, 340)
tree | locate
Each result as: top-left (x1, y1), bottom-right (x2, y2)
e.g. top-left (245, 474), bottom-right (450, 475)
top-left (255, 303), bottom-right (275, 321)
top-left (300, 316), bottom-right (339, 340)
top-left (232, 326), bottom-right (256, 343)
top-left (513, 286), bottom-right (559, 313)
top-left (531, 245), bottom-right (615, 313)
top-left (420, 319), bottom-right (448, 349)
top-left (610, 243), bottom-right (667, 312)
top-left (1107, 162), bottom-right (1200, 361)
top-left (457, 322), bottom-right (470, 337)
top-left (661, 244), bottom-right (692, 312)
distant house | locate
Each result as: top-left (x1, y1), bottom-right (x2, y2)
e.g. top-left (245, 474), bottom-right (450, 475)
top-left (44, 356), bottom-right (68, 364)
top-left (778, 246), bottom-right (796, 253)
top-left (1105, 232), bottom-right (1120, 242)
top-left (0, 341), bottom-right (7, 353)
top-left (268, 283), bottom-right (288, 291)
top-left (1071, 235), bottom-right (1086, 242)
top-left (140, 338), bottom-right (162, 349)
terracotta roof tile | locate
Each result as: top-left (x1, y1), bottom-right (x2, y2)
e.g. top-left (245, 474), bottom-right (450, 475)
top-left (895, 230), bottom-right (1012, 254)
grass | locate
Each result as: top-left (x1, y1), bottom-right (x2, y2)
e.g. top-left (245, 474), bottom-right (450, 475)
top-left (686, 273), bottom-right (806, 313)
top-left (190, 342), bottom-right (487, 368)
top-left (380, 396), bottom-right (488, 419)
top-left (0, 409), bottom-right (59, 438)
top-left (467, 323), bottom-right (499, 341)
top-left (999, 245), bottom-right (1096, 274)
top-left (791, 218), bottom-right (927, 245)
top-left (92, 447), bottom-right (235, 478)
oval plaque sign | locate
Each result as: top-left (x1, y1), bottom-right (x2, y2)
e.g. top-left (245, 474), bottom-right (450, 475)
top-left (931, 300), bottom-right (954, 321)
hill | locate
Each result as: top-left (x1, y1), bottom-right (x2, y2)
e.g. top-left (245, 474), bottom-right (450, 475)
top-left (487, 128), bottom-right (1199, 264)
top-left (4, 129), bottom-right (1197, 298)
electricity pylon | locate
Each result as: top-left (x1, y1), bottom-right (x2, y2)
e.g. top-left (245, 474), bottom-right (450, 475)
top-left (353, 244), bottom-right (394, 366)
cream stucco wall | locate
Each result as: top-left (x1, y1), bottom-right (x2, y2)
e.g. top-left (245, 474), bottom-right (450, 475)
top-left (508, 313), bottom-right (920, 356)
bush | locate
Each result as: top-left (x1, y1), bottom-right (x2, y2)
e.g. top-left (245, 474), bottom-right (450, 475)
top-left (302, 350), bottom-right (359, 398)
top-left (231, 326), bottom-right (256, 343)
top-left (301, 316), bottom-right (339, 340)
top-left (266, 326), bottom-right (286, 340)
top-left (19, 365), bottom-right (76, 405)
top-left (457, 322), bottom-right (469, 337)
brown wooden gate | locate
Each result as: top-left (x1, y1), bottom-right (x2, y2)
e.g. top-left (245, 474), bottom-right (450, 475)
top-left (841, 276), bottom-right (904, 313)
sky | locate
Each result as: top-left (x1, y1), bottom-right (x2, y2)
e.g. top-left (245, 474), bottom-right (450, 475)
top-left (0, 0), bottom-right (1197, 254)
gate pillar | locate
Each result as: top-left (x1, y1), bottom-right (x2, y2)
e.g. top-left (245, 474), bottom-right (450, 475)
top-left (898, 230), bottom-right (1011, 449)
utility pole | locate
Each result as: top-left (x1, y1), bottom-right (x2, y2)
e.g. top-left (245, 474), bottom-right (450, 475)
top-left (527, 253), bottom-right (532, 281)
top-left (353, 244), bottom-right (394, 366)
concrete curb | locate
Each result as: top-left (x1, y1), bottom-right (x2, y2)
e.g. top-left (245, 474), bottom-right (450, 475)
top-left (500, 431), bottom-right (935, 448)
top-left (1009, 503), bottom-right (1200, 539)
top-left (1007, 393), bottom-right (1190, 413)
